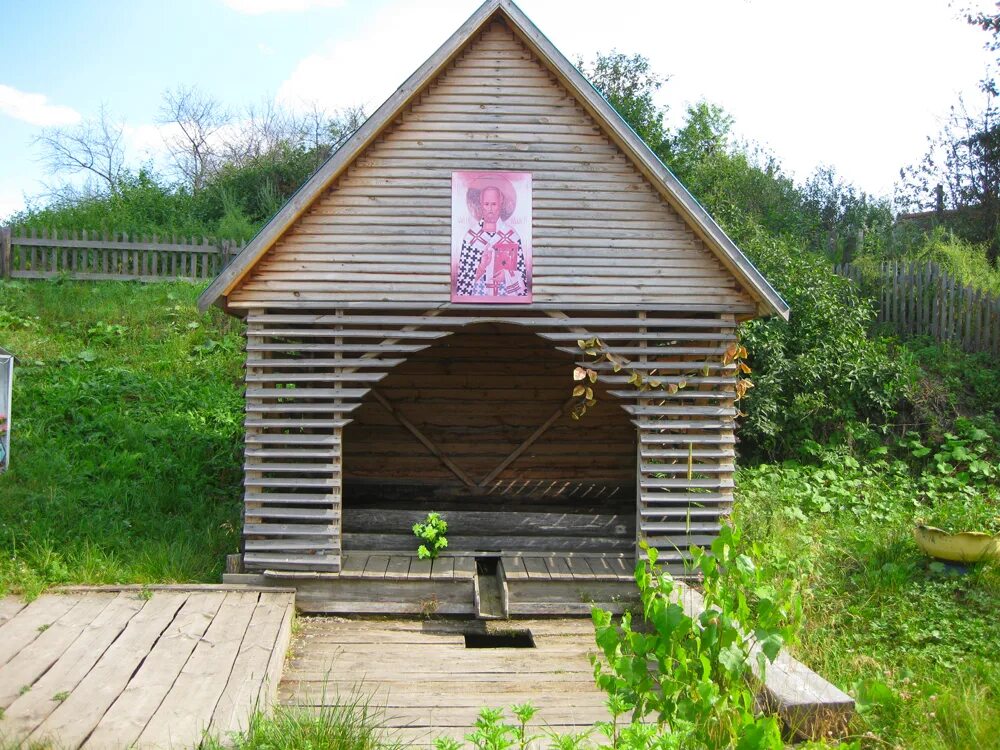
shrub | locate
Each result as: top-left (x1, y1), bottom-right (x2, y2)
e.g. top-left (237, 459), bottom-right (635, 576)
top-left (731, 215), bottom-right (912, 460)
top-left (589, 524), bottom-right (801, 749)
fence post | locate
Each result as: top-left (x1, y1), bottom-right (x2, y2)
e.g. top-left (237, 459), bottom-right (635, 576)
top-left (0, 225), bottom-right (10, 279)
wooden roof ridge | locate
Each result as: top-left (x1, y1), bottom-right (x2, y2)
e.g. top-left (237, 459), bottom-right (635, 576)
top-left (198, 0), bottom-right (790, 321)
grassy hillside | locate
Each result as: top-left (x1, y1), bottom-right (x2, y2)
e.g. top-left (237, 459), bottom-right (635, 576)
top-left (0, 280), bottom-right (245, 597)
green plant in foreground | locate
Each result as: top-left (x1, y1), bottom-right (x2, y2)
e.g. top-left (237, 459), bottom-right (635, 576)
top-left (202, 695), bottom-right (403, 750)
top-left (435, 703), bottom-right (588, 750)
top-left (904, 421), bottom-right (1000, 535)
top-left (413, 512), bottom-right (449, 560)
top-left (590, 524), bottom-right (802, 749)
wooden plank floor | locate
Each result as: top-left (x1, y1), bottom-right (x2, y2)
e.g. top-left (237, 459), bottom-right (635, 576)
top-left (334, 552), bottom-right (633, 582)
top-left (0, 587), bottom-right (294, 749)
top-left (338, 552), bottom-right (477, 581)
top-left (279, 617), bottom-right (611, 746)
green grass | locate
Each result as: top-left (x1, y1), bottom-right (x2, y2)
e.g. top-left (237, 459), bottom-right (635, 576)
top-left (0, 278), bottom-right (246, 598)
top-left (204, 698), bottom-right (405, 750)
top-left (738, 456), bottom-right (1000, 750)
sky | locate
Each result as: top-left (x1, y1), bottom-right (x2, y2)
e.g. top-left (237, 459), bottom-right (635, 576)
top-left (0, 0), bottom-right (997, 221)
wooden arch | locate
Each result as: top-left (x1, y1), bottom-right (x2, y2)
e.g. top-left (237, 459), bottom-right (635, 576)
top-left (242, 308), bottom-right (737, 573)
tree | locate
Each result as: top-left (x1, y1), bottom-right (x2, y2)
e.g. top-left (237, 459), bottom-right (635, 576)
top-left (897, 94), bottom-right (1000, 265)
top-left (966, 5), bottom-right (1000, 95)
top-left (578, 52), bottom-right (670, 159)
top-left (33, 104), bottom-right (127, 196)
top-left (158, 86), bottom-right (232, 193)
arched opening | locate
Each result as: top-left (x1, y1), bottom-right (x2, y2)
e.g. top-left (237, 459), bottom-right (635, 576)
top-left (341, 322), bottom-right (636, 555)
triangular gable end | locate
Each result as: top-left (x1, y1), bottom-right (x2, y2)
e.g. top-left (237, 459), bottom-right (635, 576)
top-left (198, 0), bottom-right (789, 321)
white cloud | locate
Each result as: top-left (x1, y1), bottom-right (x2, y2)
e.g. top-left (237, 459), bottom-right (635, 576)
top-left (0, 85), bottom-right (81, 127)
top-left (0, 185), bottom-right (27, 221)
top-left (223, 0), bottom-right (345, 14)
top-left (276, 1), bottom-right (471, 114)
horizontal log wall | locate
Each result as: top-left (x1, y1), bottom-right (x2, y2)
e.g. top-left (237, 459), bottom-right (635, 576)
top-left (241, 308), bottom-right (737, 573)
top-left (343, 323), bottom-right (635, 490)
top-left (228, 20), bottom-right (755, 313)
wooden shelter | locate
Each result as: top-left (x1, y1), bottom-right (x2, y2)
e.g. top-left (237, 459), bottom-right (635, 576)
top-left (202, 0), bottom-right (788, 612)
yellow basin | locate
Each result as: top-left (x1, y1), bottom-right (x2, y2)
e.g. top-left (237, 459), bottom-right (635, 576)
top-left (914, 525), bottom-right (1000, 563)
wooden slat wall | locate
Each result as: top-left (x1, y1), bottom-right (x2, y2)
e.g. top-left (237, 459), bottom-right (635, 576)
top-left (241, 309), bottom-right (736, 572)
top-left (227, 20), bottom-right (755, 312)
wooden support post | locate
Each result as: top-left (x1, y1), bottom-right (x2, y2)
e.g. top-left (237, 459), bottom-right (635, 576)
top-left (0, 225), bottom-right (10, 279)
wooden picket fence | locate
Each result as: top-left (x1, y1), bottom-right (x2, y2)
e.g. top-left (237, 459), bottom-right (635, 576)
top-left (835, 261), bottom-right (1000, 355)
top-left (0, 226), bottom-right (244, 282)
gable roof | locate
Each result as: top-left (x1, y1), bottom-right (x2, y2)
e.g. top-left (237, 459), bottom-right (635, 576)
top-left (198, 0), bottom-right (789, 321)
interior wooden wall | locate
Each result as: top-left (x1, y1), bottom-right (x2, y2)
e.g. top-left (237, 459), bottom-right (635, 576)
top-left (343, 323), bottom-right (635, 501)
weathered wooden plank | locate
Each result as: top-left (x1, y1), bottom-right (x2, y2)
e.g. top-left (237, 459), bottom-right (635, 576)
top-left (385, 555), bottom-right (413, 578)
top-left (362, 554), bottom-right (392, 578)
top-left (430, 556), bottom-right (456, 581)
top-left (0, 595), bottom-right (78, 668)
top-left (82, 592), bottom-right (227, 749)
top-left (563, 556), bottom-right (596, 580)
top-left (29, 592), bottom-right (189, 748)
top-left (408, 557), bottom-right (433, 579)
top-left (521, 557), bottom-right (551, 579)
top-left (344, 509), bottom-right (632, 536)
top-left (0, 593), bottom-right (145, 738)
top-left (247, 328), bottom-right (449, 339)
top-left (244, 552), bottom-right (341, 572)
top-left (137, 592), bottom-right (259, 748)
top-left (208, 592), bottom-right (293, 738)
top-left (248, 313), bottom-right (736, 329)
top-left (0, 594), bottom-right (115, 710)
top-left (0, 596), bottom-right (27, 627)
top-left (342, 533), bottom-right (634, 553)
top-left (542, 555), bottom-right (574, 580)
top-left (453, 556), bottom-right (477, 580)
top-left (501, 556), bottom-right (529, 580)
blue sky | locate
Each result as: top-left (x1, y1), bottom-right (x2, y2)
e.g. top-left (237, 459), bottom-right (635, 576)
top-left (1, 0), bottom-right (996, 220)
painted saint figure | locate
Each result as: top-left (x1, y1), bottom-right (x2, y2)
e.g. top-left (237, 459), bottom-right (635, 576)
top-left (454, 176), bottom-right (528, 298)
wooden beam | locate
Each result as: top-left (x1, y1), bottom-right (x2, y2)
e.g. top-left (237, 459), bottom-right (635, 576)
top-left (477, 398), bottom-right (572, 487)
top-left (370, 390), bottom-right (477, 489)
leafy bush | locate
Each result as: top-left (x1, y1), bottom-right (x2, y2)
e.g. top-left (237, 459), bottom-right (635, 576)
top-left (854, 227), bottom-right (1000, 296)
top-left (903, 420), bottom-right (1000, 534)
top-left (413, 512), bottom-right (449, 560)
top-left (589, 525), bottom-right (801, 749)
top-left (732, 216), bottom-right (912, 460)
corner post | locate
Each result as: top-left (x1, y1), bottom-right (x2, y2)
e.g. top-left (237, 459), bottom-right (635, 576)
top-left (0, 225), bottom-right (11, 279)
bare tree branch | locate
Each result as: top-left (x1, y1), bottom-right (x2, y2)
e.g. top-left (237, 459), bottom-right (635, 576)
top-left (158, 86), bottom-right (231, 192)
top-left (32, 103), bottom-right (127, 195)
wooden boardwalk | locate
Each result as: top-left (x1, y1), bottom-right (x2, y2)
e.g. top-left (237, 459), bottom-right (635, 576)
top-left (0, 587), bottom-right (294, 749)
top-left (279, 617), bottom-right (611, 746)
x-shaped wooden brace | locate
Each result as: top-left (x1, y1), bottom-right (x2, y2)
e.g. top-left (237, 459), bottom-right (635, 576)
top-left (371, 389), bottom-right (574, 490)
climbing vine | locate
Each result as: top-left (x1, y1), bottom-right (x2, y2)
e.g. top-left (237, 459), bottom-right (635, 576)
top-left (570, 337), bottom-right (754, 419)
